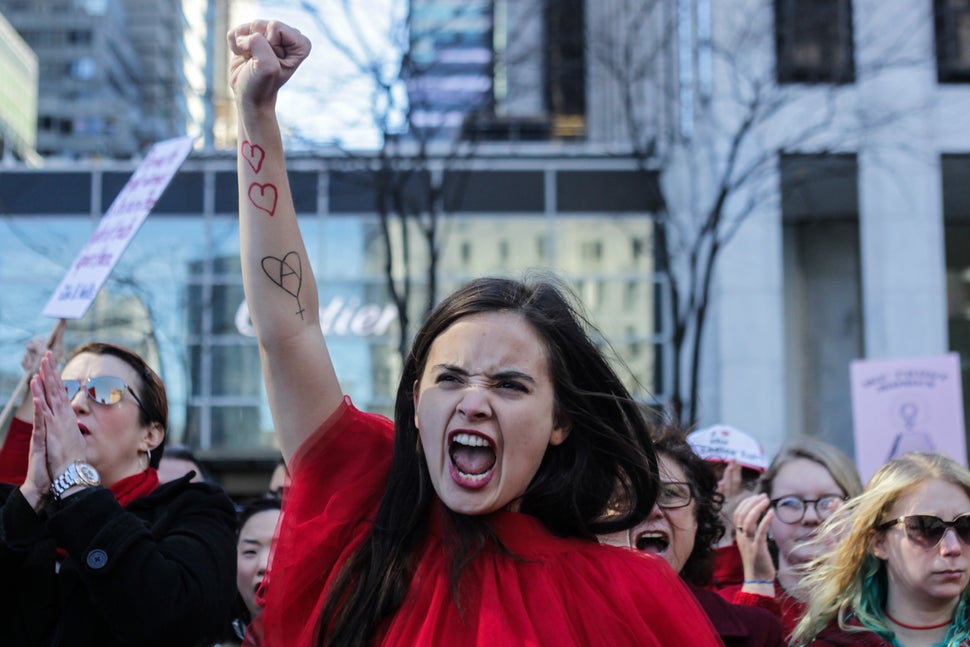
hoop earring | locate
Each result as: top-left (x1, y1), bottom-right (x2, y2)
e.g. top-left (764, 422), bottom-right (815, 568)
top-left (146, 448), bottom-right (152, 465)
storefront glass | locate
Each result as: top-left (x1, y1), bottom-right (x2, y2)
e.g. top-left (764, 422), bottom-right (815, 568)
top-left (0, 163), bottom-right (664, 457)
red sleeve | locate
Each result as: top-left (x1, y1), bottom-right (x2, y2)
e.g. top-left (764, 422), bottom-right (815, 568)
top-left (732, 589), bottom-right (782, 615)
top-left (709, 542), bottom-right (744, 589)
top-left (256, 397), bottom-right (395, 647)
top-left (0, 417), bottom-right (31, 485)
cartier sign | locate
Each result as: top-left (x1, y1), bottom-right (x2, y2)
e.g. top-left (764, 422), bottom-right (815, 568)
top-left (235, 296), bottom-right (398, 337)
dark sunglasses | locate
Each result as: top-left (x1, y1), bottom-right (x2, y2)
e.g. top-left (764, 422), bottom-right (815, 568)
top-left (877, 513), bottom-right (970, 549)
top-left (64, 375), bottom-right (148, 416)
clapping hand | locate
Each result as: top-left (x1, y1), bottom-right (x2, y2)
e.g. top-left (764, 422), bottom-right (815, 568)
top-left (20, 353), bottom-right (85, 511)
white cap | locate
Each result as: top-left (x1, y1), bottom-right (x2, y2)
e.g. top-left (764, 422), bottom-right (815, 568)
top-left (686, 425), bottom-right (768, 473)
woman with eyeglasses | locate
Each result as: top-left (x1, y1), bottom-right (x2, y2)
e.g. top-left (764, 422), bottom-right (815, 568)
top-left (0, 341), bottom-right (238, 646)
top-left (791, 452), bottom-right (970, 646)
top-left (599, 428), bottom-right (786, 646)
top-left (721, 437), bottom-right (863, 639)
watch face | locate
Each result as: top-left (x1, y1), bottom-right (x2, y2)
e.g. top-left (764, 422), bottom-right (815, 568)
top-left (77, 463), bottom-right (100, 484)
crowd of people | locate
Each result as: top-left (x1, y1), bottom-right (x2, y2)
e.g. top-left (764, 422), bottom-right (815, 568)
top-left (0, 16), bottom-right (967, 647)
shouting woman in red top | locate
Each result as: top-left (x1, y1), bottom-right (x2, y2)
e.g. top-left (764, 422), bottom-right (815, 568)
top-left (229, 18), bottom-right (721, 647)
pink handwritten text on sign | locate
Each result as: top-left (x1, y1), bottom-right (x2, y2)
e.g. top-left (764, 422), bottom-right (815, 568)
top-left (42, 135), bottom-right (196, 319)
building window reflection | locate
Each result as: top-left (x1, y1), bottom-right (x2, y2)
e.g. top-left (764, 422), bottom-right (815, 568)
top-left (0, 164), bottom-right (665, 459)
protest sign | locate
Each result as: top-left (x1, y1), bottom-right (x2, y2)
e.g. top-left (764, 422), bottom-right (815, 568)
top-left (850, 352), bottom-right (966, 483)
top-left (0, 136), bottom-right (196, 432)
top-left (42, 135), bottom-right (196, 319)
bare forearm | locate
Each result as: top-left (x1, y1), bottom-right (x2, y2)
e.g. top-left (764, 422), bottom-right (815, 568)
top-left (235, 104), bottom-right (342, 461)
top-left (236, 106), bottom-right (318, 344)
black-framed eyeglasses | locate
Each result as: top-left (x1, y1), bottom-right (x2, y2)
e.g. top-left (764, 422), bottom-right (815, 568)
top-left (64, 375), bottom-right (148, 417)
top-left (657, 481), bottom-right (693, 509)
top-left (769, 494), bottom-right (845, 524)
top-left (876, 513), bottom-right (970, 549)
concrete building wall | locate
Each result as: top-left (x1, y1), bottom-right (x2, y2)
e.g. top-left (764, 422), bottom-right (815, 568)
top-left (687, 0), bottom-right (970, 458)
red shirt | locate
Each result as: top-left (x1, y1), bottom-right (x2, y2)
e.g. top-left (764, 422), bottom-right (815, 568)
top-left (711, 542), bottom-right (806, 640)
top-left (715, 581), bottom-right (805, 640)
top-left (0, 416), bottom-right (31, 485)
top-left (251, 397), bottom-right (723, 646)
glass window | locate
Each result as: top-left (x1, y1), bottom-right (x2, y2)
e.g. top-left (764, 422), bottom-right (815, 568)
top-left (936, 0), bottom-right (970, 82)
top-left (0, 168), bottom-right (665, 459)
top-left (68, 30), bottom-right (93, 45)
top-left (775, 0), bottom-right (855, 83)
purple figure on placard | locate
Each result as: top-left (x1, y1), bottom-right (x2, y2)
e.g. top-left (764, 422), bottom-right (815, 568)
top-left (887, 401), bottom-right (936, 460)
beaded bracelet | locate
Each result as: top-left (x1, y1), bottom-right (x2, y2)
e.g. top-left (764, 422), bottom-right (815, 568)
top-left (743, 579), bottom-right (774, 585)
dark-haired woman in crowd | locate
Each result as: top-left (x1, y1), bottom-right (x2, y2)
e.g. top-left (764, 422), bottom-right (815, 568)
top-left (229, 18), bottom-right (720, 647)
top-left (0, 342), bottom-right (238, 646)
top-left (600, 427), bottom-right (786, 646)
top-left (226, 494), bottom-right (283, 644)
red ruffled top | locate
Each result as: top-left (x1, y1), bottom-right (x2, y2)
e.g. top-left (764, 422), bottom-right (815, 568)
top-left (250, 397), bottom-right (722, 646)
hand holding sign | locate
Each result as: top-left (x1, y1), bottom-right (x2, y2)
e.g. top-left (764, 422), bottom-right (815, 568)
top-left (0, 319), bottom-right (67, 435)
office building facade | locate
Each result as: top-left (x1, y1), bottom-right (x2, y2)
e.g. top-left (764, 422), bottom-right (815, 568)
top-left (1, 1), bottom-right (969, 476)
top-left (0, 154), bottom-right (662, 489)
top-left (0, 0), bottom-right (221, 159)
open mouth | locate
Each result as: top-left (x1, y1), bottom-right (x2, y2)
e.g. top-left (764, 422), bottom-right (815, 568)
top-left (78, 423), bottom-right (91, 436)
top-left (448, 431), bottom-right (496, 489)
top-left (634, 531), bottom-right (670, 554)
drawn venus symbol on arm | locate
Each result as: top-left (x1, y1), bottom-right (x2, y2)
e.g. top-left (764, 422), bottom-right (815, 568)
top-left (261, 252), bottom-right (305, 319)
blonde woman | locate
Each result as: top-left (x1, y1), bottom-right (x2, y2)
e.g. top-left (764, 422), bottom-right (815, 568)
top-left (792, 453), bottom-right (970, 647)
top-left (726, 438), bottom-right (864, 637)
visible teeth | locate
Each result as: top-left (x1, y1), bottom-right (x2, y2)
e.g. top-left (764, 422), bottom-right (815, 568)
top-left (455, 468), bottom-right (491, 481)
top-left (635, 532), bottom-right (670, 552)
top-left (452, 432), bottom-right (489, 447)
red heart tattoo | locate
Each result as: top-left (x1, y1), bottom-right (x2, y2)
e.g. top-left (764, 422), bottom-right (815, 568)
top-left (249, 183), bottom-right (278, 216)
top-left (241, 140), bottom-right (265, 174)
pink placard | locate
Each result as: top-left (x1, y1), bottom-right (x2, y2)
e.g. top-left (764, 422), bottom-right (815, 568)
top-left (850, 352), bottom-right (967, 484)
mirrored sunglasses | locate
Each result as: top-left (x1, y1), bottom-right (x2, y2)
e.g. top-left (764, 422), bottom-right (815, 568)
top-left (63, 375), bottom-right (147, 414)
top-left (877, 513), bottom-right (970, 549)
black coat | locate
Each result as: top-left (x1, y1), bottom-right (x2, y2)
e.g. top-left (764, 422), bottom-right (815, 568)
top-left (0, 474), bottom-right (237, 646)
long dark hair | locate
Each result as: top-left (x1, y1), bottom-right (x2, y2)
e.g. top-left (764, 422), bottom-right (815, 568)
top-left (68, 342), bottom-right (168, 468)
top-left (652, 427), bottom-right (725, 586)
top-left (318, 277), bottom-right (659, 646)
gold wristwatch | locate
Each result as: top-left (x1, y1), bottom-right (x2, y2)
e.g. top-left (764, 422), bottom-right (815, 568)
top-left (50, 461), bottom-right (101, 500)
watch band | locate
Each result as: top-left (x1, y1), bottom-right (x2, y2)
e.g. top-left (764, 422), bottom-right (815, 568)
top-left (50, 461), bottom-right (100, 500)
top-left (51, 463), bottom-right (79, 500)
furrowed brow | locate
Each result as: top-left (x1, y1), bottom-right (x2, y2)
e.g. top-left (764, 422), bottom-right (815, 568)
top-left (432, 364), bottom-right (536, 384)
top-left (490, 370), bottom-right (536, 384)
